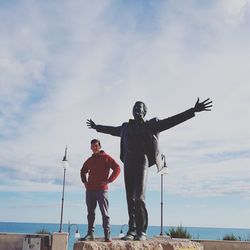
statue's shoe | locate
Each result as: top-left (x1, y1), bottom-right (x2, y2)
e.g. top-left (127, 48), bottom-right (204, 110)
top-left (134, 232), bottom-right (147, 241)
top-left (121, 232), bottom-right (136, 241)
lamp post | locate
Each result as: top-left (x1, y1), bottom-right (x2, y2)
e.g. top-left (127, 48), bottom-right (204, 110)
top-left (59, 146), bottom-right (69, 233)
top-left (159, 154), bottom-right (168, 236)
top-left (68, 221), bottom-right (81, 239)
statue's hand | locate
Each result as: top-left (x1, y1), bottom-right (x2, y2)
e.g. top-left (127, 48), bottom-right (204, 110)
top-left (194, 98), bottom-right (213, 112)
top-left (86, 119), bottom-right (97, 129)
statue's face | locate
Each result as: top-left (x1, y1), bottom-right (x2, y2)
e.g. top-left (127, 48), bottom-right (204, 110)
top-left (133, 102), bottom-right (146, 120)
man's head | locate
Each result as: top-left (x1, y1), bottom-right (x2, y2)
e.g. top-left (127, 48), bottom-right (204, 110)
top-left (132, 101), bottom-right (147, 120)
top-left (91, 139), bottom-right (101, 154)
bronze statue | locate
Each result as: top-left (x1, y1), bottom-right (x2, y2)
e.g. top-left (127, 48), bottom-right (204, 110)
top-left (86, 98), bottom-right (212, 241)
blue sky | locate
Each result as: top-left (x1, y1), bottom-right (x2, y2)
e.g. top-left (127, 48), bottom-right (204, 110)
top-left (1, 0), bottom-right (250, 230)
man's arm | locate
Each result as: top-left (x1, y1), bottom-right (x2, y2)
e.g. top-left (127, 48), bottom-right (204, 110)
top-left (86, 119), bottom-right (121, 137)
top-left (107, 157), bottom-right (121, 183)
top-left (152, 98), bottom-right (212, 133)
top-left (80, 162), bottom-right (89, 188)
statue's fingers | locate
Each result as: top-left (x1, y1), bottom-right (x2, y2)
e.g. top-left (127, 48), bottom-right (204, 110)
top-left (205, 105), bottom-right (213, 108)
top-left (201, 98), bottom-right (210, 104)
top-left (86, 122), bottom-right (92, 127)
top-left (204, 100), bottom-right (213, 105)
top-left (204, 108), bottom-right (212, 111)
top-left (86, 121), bottom-right (92, 126)
top-left (87, 118), bottom-right (93, 124)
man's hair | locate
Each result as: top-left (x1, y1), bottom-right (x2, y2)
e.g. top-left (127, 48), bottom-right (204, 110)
top-left (134, 101), bottom-right (148, 114)
top-left (91, 139), bottom-right (101, 146)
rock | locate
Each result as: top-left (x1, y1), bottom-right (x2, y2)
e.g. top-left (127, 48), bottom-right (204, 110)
top-left (74, 236), bottom-right (203, 250)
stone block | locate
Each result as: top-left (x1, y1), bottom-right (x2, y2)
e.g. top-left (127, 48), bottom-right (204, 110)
top-left (51, 233), bottom-right (68, 250)
top-left (74, 236), bottom-right (203, 250)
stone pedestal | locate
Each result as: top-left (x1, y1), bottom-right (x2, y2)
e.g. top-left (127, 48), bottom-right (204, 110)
top-left (74, 236), bottom-right (203, 250)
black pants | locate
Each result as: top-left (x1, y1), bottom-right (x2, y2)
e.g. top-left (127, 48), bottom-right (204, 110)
top-left (124, 154), bottom-right (148, 235)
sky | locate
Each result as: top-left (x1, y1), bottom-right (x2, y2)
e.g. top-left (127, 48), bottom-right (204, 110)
top-left (0, 0), bottom-right (250, 230)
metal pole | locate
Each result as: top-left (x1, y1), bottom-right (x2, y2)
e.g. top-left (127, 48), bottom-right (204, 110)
top-left (160, 173), bottom-right (164, 235)
top-left (59, 167), bottom-right (66, 232)
top-left (68, 220), bottom-right (70, 236)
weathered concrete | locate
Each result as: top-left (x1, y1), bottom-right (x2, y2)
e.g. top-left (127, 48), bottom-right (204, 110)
top-left (0, 233), bottom-right (24, 250)
top-left (0, 232), bottom-right (68, 250)
top-left (195, 239), bottom-right (250, 250)
top-left (51, 233), bottom-right (68, 250)
top-left (74, 236), bottom-right (203, 250)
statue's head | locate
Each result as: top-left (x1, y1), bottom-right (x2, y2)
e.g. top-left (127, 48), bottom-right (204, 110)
top-left (132, 101), bottom-right (147, 120)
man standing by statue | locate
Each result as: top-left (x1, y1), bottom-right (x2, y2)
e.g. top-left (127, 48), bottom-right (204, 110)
top-left (86, 98), bottom-right (212, 241)
top-left (80, 139), bottom-right (120, 242)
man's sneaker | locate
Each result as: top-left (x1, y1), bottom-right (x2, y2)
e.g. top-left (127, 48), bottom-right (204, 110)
top-left (121, 232), bottom-right (136, 241)
top-left (79, 232), bottom-right (94, 241)
top-left (104, 230), bottom-right (112, 242)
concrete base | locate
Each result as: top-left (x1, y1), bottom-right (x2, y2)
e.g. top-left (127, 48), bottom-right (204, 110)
top-left (0, 232), bottom-right (68, 250)
top-left (51, 233), bottom-right (68, 250)
top-left (196, 239), bottom-right (250, 250)
top-left (74, 236), bottom-right (203, 250)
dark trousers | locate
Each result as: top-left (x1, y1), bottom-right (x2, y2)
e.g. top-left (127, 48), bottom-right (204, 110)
top-left (86, 190), bottom-right (110, 232)
top-left (124, 154), bottom-right (148, 235)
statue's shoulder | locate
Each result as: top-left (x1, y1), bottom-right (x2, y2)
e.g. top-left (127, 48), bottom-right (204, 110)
top-left (120, 122), bottom-right (129, 131)
top-left (147, 117), bottom-right (159, 124)
top-left (146, 118), bottom-right (160, 131)
top-left (121, 122), bottom-right (128, 127)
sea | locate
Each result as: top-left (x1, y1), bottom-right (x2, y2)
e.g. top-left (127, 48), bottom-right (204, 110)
top-left (1, 222), bottom-right (250, 250)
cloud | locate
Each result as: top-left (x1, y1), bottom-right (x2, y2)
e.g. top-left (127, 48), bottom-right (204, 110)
top-left (0, 0), bottom-right (250, 202)
top-left (219, 0), bottom-right (250, 24)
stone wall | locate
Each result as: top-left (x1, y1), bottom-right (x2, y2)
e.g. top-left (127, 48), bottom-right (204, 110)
top-left (0, 232), bottom-right (68, 250)
top-left (195, 239), bottom-right (250, 250)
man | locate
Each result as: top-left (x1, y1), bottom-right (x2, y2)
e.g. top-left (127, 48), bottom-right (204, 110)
top-left (86, 98), bottom-right (212, 241)
top-left (80, 139), bottom-right (120, 242)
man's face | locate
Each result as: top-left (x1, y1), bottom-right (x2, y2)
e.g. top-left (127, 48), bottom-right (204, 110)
top-left (91, 142), bottom-right (101, 154)
top-left (133, 102), bottom-right (146, 120)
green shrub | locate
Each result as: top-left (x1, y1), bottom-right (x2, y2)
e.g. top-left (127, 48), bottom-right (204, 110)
top-left (223, 233), bottom-right (240, 241)
top-left (166, 225), bottom-right (192, 239)
top-left (35, 229), bottom-right (50, 234)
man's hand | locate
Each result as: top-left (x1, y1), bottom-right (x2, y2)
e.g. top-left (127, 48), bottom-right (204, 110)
top-left (194, 98), bottom-right (213, 112)
top-left (86, 119), bottom-right (97, 129)
top-left (101, 181), bottom-right (110, 186)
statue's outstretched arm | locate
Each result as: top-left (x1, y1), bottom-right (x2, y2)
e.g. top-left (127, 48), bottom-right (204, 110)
top-left (153, 98), bottom-right (213, 133)
top-left (86, 119), bottom-right (121, 137)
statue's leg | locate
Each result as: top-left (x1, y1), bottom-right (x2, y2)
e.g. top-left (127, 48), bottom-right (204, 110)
top-left (124, 159), bottom-right (136, 235)
top-left (134, 155), bottom-right (149, 236)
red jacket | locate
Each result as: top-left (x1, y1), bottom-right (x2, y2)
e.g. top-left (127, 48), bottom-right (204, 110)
top-left (80, 151), bottom-right (120, 191)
